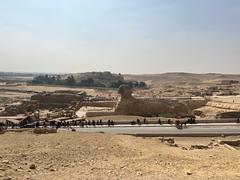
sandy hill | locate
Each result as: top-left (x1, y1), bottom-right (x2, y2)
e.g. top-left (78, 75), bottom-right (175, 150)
top-left (0, 131), bottom-right (239, 179)
top-left (124, 73), bottom-right (240, 86)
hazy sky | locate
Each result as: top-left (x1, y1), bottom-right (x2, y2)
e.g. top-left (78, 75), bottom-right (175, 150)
top-left (0, 0), bottom-right (240, 74)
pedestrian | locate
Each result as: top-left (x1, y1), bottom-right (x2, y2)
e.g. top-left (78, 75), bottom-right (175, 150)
top-left (92, 120), bottom-right (96, 127)
top-left (111, 120), bottom-right (114, 126)
top-left (137, 119), bottom-right (141, 125)
top-left (66, 121), bottom-right (70, 128)
top-left (88, 120), bottom-right (91, 126)
top-left (175, 120), bottom-right (179, 128)
top-left (168, 119), bottom-right (171, 124)
top-left (57, 122), bottom-right (61, 129)
top-left (43, 121), bottom-right (47, 128)
top-left (81, 121), bottom-right (84, 128)
top-left (184, 120), bottom-right (187, 127)
top-left (36, 121), bottom-right (40, 128)
top-left (108, 120), bottom-right (111, 127)
top-left (180, 122), bottom-right (183, 129)
top-left (189, 118), bottom-right (192, 124)
top-left (143, 118), bottom-right (146, 124)
top-left (158, 118), bottom-right (162, 125)
top-left (193, 117), bottom-right (196, 124)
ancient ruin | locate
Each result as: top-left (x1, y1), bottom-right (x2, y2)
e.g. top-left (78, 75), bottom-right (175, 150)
top-left (84, 85), bottom-right (207, 118)
top-left (114, 85), bottom-right (207, 117)
top-left (31, 91), bottom-right (86, 108)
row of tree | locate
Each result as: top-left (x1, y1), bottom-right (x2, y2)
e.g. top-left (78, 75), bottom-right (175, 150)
top-left (31, 75), bottom-right (76, 86)
top-left (31, 75), bottom-right (147, 88)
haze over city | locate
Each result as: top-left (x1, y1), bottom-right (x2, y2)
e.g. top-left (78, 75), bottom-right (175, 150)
top-left (0, 0), bottom-right (240, 74)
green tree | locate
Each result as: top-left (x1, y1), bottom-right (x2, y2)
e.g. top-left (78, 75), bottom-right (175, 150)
top-left (66, 75), bottom-right (76, 86)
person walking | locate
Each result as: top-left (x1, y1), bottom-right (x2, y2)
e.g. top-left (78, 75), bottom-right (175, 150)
top-left (92, 120), bottom-right (96, 127)
top-left (111, 120), bottom-right (114, 126)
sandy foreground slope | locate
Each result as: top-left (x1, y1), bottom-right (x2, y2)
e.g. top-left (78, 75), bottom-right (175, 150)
top-left (0, 131), bottom-right (239, 180)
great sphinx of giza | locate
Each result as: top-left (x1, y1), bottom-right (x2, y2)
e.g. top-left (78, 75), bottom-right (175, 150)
top-left (114, 85), bottom-right (207, 118)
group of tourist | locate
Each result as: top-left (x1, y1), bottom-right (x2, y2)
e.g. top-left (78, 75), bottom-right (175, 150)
top-left (1, 116), bottom-right (240, 130)
top-left (80, 120), bottom-right (104, 128)
top-left (32, 117), bottom-right (240, 129)
top-left (80, 120), bottom-right (115, 128)
top-left (174, 118), bottom-right (196, 129)
top-left (52, 119), bottom-right (115, 129)
top-left (130, 117), bottom-right (194, 128)
top-left (131, 118), bottom-right (148, 125)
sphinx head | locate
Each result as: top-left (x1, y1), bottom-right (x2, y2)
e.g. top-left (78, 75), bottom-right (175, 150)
top-left (118, 85), bottom-right (133, 99)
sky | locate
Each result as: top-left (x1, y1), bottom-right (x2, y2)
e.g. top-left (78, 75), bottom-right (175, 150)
top-left (0, 0), bottom-right (240, 74)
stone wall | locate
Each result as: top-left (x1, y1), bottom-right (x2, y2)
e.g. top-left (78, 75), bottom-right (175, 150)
top-left (207, 101), bottom-right (240, 111)
top-left (82, 101), bottom-right (116, 108)
top-left (217, 111), bottom-right (240, 118)
top-left (31, 92), bottom-right (86, 104)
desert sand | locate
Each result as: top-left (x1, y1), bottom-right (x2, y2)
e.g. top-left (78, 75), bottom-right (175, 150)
top-left (0, 131), bottom-right (239, 180)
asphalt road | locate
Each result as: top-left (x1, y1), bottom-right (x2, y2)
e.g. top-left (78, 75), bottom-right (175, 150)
top-left (75, 123), bottom-right (240, 137)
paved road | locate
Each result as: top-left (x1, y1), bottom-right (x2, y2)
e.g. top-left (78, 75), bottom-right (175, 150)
top-left (75, 124), bottom-right (240, 137)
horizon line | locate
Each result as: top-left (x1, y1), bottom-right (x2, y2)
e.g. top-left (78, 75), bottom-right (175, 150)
top-left (1, 70), bottom-right (240, 76)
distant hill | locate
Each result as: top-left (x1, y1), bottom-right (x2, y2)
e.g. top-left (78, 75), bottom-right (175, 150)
top-left (123, 73), bottom-right (240, 87)
top-left (2, 71), bottom-right (240, 88)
